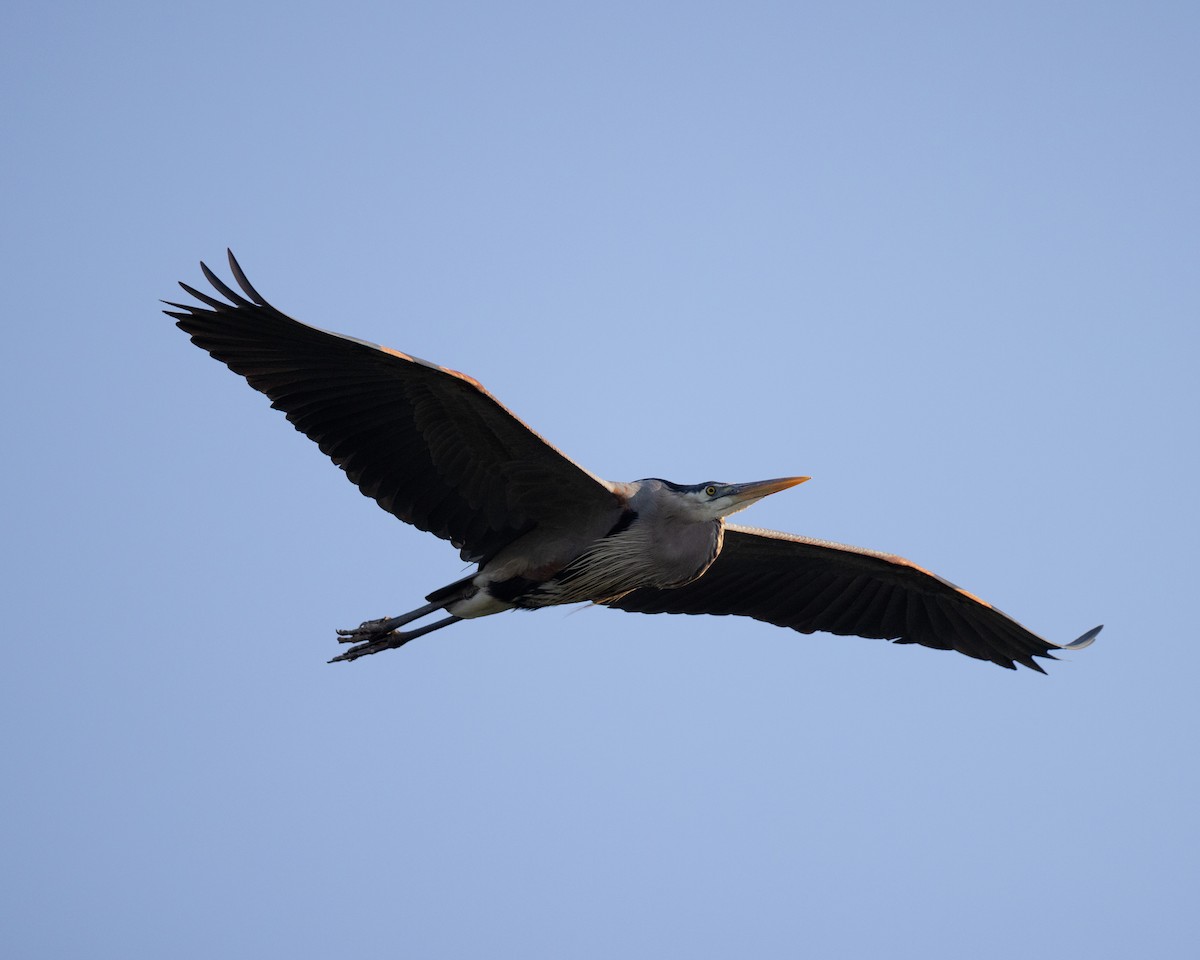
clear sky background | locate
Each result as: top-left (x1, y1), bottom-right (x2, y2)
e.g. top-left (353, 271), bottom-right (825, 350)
top-left (3, 2), bottom-right (1197, 957)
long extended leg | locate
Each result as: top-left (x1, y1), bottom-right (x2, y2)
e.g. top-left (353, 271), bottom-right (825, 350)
top-left (329, 615), bottom-right (462, 663)
top-left (335, 572), bottom-right (479, 647)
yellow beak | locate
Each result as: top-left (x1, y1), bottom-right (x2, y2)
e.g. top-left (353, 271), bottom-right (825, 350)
top-left (725, 476), bottom-right (810, 505)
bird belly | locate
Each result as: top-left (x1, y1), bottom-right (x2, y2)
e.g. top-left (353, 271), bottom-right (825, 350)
top-left (446, 589), bottom-right (514, 620)
top-left (482, 562), bottom-right (641, 610)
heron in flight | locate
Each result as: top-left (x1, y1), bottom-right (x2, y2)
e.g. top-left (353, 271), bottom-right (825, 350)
top-left (165, 251), bottom-right (1100, 671)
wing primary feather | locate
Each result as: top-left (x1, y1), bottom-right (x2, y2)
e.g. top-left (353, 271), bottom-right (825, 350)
top-left (199, 260), bottom-right (253, 308)
top-left (176, 281), bottom-right (230, 311)
top-left (1061, 625), bottom-right (1103, 650)
top-left (226, 249), bottom-right (268, 305)
top-left (933, 598), bottom-right (1010, 668)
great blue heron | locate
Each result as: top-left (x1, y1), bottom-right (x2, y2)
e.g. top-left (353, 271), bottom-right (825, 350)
top-left (165, 251), bottom-right (1100, 672)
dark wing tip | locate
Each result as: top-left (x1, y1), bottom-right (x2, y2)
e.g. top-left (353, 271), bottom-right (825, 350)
top-left (1058, 624), bottom-right (1102, 651)
top-left (165, 251), bottom-right (271, 320)
top-left (175, 280), bottom-right (227, 310)
top-left (226, 248), bottom-right (268, 305)
top-left (199, 258), bottom-right (251, 307)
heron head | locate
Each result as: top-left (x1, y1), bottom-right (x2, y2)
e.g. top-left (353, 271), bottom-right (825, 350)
top-left (655, 476), bottom-right (810, 522)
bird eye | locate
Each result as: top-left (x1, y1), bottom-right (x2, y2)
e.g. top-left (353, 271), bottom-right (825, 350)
top-left (704, 485), bottom-right (717, 497)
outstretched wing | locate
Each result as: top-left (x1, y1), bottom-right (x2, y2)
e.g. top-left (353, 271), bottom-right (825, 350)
top-left (611, 524), bottom-right (1101, 672)
top-left (165, 250), bottom-right (622, 563)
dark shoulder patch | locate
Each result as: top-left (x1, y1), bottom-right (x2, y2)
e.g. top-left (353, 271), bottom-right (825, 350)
top-left (487, 575), bottom-right (539, 604)
top-left (605, 509), bottom-right (639, 537)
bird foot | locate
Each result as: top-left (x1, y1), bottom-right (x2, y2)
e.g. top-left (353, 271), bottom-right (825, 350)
top-left (329, 613), bottom-right (461, 664)
top-left (335, 617), bottom-right (397, 644)
top-left (329, 631), bottom-right (409, 663)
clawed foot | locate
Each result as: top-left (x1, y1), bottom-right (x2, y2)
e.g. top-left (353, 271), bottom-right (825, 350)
top-left (330, 611), bottom-right (462, 664)
top-left (329, 630), bottom-right (411, 663)
top-left (336, 616), bottom-right (398, 645)
top-left (330, 615), bottom-right (408, 664)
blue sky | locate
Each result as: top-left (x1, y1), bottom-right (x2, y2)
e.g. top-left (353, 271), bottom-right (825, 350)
top-left (4, 2), bottom-right (1198, 957)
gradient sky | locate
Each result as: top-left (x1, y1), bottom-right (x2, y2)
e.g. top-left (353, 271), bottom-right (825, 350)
top-left (4, 2), bottom-right (1198, 957)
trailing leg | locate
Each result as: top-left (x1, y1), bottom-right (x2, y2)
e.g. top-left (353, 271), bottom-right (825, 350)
top-left (334, 573), bottom-right (479, 645)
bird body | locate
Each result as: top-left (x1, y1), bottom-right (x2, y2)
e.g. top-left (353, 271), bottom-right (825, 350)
top-left (165, 252), bottom-right (1100, 671)
top-left (474, 478), bottom-right (743, 610)
top-left (534, 486), bottom-right (720, 605)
